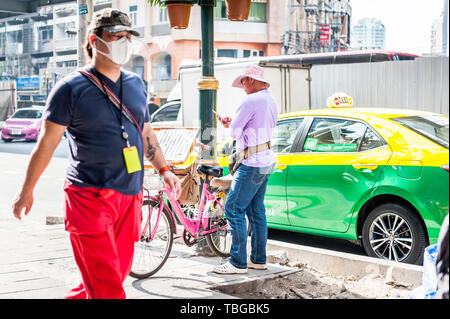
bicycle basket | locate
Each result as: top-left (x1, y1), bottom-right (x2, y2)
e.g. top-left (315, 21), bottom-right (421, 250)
top-left (172, 161), bottom-right (200, 205)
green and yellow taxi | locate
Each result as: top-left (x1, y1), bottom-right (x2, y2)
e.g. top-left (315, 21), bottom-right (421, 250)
top-left (217, 93), bottom-right (449, 264)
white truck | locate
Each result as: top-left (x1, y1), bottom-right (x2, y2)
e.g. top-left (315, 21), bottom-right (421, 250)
top-left (152, 58), bottom-right (311, 144)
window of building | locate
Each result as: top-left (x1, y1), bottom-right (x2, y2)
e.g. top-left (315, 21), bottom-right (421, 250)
top-left (159, 6), bottom-right (168, 23)
top-left (9, 30), bottom-right (23, 43)
top-left (248, 0), bottom-right (267, 22)
top-left (129, 5), bottom-right (138, 26)
top-left (65, 60), bottom-right (77, 67)
top-left (214, 0), bottom-right (267, 22)
top-left (243, 50), bottom-right (265, 58)
top-left (217, 49), bottom-right (238, 58)
top-left (153, 52), bottom-right (172, 81)
top-left (39, 26), bottom-right (53, 41)
top-left (0, 32), bottom-right (5, 48)
top-left (132, 55), bottom-right (145, 79)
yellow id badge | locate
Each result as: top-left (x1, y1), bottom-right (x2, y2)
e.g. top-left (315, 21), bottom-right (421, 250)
top-left (123, 146), bottom-right (142, 174)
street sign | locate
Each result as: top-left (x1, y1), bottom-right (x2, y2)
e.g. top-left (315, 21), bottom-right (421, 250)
top-left (319, 24), bottom-right (330, 33)
top-left (319, 24), bottom-right (330, 46)
top-left (16, 77), bottom-right (40, 90)
top-left (79, 4), bottom-right (88, 15)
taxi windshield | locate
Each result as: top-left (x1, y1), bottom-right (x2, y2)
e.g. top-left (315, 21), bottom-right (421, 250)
top-left (392, 115), bottom-right (449, 148)
top-left (11, 109), bottom-right (43, 119)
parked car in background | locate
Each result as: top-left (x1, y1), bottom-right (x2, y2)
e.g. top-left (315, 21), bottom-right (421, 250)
top-left (1, 106), bottom-right (44, 142)
top-left (150, 100), bottom-right (182, 127)
top-left (215, 93), bottom-right (449, 265)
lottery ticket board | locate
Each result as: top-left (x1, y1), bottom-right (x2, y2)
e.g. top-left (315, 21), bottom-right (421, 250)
top-left (144, 127), bottom-right (199, 168)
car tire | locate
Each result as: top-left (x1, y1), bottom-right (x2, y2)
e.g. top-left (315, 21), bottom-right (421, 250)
top-left (1, 138), bottom-right (12, 143)
top-left (362, 203), bottom-right (427, 265)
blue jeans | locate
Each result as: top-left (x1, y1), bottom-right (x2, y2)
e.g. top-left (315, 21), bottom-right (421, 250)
top-left (225, 164), bottom-right (273, 269)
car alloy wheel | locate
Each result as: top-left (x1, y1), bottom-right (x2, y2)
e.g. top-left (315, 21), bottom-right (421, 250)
top-left (369, 213), bottom-right (414, 262)
top-left (362, 203), bottom-right (427, 265)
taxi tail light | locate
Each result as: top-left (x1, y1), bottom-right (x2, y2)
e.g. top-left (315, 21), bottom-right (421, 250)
top-left (442, 164), bottom-right (449, 172)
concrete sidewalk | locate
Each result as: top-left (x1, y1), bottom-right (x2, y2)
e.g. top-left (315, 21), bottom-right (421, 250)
top-left (0, 216), bottom-right (424, 299)
top-left (0, 217), bottom-right (297, 299)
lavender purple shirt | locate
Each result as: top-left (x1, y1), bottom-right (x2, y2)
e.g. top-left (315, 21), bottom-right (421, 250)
top-left (230, 89), bottom-right (278, 167)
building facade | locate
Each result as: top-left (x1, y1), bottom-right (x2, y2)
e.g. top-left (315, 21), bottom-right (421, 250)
top-left (1, 0), bottom-right (287, 106)
top-left (282, 0), bottom-right (352, 55)
top-left (0, 0), bottom-right (112, 107)
top-left (113, 0), bottom-right (286, 102)
top-left (352, 17), bottom-right (386, 50)
top-left (430, 0), bottom-right (449, 56)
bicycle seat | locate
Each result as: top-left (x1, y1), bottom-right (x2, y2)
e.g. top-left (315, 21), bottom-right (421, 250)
top-left (197, 165), bottom-right (223, 178)
top-left (210, 174), bottom-right (232, 190)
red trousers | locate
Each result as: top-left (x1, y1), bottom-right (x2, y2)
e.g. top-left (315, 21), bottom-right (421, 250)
top-left (63, 181), bottom-right (142, 299)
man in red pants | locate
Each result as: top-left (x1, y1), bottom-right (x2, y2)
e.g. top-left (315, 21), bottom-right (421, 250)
top-left (12, 9), bottom-right (181, 299)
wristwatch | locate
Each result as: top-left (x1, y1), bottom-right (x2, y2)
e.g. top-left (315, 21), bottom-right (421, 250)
top-left (158, 164), bottom-right (173, 176)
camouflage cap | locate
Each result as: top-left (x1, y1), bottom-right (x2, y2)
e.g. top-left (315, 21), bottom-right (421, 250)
top-left (90, 8), bottom-right (139, 36)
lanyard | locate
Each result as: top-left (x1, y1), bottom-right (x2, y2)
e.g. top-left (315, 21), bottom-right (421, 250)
top-left (94, 68), bottom-right (131, 147)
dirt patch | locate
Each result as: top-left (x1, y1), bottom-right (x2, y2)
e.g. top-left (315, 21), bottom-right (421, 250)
top-left (216, 263), bottom-right (414, 299)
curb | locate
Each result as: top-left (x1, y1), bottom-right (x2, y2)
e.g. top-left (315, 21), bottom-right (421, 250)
top-left (266, 239), bottom-right (423, 287)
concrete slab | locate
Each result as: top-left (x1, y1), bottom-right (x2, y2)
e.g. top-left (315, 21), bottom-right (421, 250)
top-left (266, 239), bottom-right (423, 287)
top-left (0, 217), bottom-right (296, 299)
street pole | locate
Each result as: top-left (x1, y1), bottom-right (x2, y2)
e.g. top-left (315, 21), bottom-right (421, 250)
top-left (195, 0), bottom-right (218, 255)
top-left (77, 0), bottom-right (93, 68)
top-left (197, 0), bottom-right (218, 164)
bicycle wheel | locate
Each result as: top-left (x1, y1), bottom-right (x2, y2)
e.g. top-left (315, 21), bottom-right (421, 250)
top-left (206, 191), bottom-right (232, 257)
top-left (129, 199), bottom-right (175, 279)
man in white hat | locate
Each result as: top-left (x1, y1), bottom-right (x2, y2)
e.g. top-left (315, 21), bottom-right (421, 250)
top-left (214, 65), bottom-right (278, 274)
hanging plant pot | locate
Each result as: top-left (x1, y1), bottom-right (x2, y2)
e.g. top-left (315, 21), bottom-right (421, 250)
top-left (164, 0), bottom-right (193, 29)
top-left (225, 0), bottom-right (251, 21)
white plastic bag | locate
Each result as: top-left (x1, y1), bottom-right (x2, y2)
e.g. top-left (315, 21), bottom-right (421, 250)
top-left (422, 244), bottom-right (439, 299)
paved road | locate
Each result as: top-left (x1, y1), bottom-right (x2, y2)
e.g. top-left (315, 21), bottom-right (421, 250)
top-left (0, 137), bottom-right (69, 158)
top-left (0, 139), bottom-right (68, 224)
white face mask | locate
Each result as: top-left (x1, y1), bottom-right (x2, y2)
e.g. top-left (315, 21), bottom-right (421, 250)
top-left (93, 35), bottom-right (131, 65)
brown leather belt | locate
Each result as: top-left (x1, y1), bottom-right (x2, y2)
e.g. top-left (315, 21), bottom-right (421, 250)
top-left (243, 141), bottom-right (272, 159)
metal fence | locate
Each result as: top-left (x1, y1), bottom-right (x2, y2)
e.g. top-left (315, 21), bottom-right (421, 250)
top-left (310, 56), bottom-right (449, 116)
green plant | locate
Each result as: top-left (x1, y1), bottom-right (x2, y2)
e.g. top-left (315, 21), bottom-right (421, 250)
top-left (147, 0), bottom-right (198, 5)
top-left (147, 0), bottom-right (164, 6)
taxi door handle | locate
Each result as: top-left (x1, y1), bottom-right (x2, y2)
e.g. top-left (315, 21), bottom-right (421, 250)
top-left (275, 164), bottom-right (288, 170)
top-left (352, 163), bottom-right (378, 171)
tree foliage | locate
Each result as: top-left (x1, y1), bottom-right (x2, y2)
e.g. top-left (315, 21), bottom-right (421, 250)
top-left (147, 0), bottom-right (164, 6)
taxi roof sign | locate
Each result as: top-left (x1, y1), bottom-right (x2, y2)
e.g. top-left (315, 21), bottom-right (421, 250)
top-left (327, 93), bottom-right (354, 108)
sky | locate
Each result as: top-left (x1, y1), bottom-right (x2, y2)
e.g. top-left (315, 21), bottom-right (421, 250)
top-left (349, 0), bottom-right (446, 55)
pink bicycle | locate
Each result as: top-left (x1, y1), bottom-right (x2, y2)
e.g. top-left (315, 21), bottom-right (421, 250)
top-left (129, 164), bottom-right (232, 279)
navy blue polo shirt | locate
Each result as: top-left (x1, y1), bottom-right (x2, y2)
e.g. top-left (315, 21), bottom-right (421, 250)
top-left (45, 64), bottom-right (149, 196)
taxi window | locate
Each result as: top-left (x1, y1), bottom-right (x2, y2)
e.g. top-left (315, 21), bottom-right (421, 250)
top-left (392, 115), bottom-right (449, 149)
top-left (271, 119), bottom-right (304, 153)
top-left (303, 118), bottom-right (366, 152)
top-left (360, 129), bottom-right (384, 151)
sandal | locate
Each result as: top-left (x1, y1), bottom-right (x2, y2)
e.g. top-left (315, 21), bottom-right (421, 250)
top-left (213, 261), bottom-right (247, 274)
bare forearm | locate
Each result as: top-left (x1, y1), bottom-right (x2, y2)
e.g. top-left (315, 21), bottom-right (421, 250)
top-left (21, 141), bottom-right (56, 193)
top-left (143, 125), bottom-right (168, 171)
top-left (20, 121), bottom-right (66, 193)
